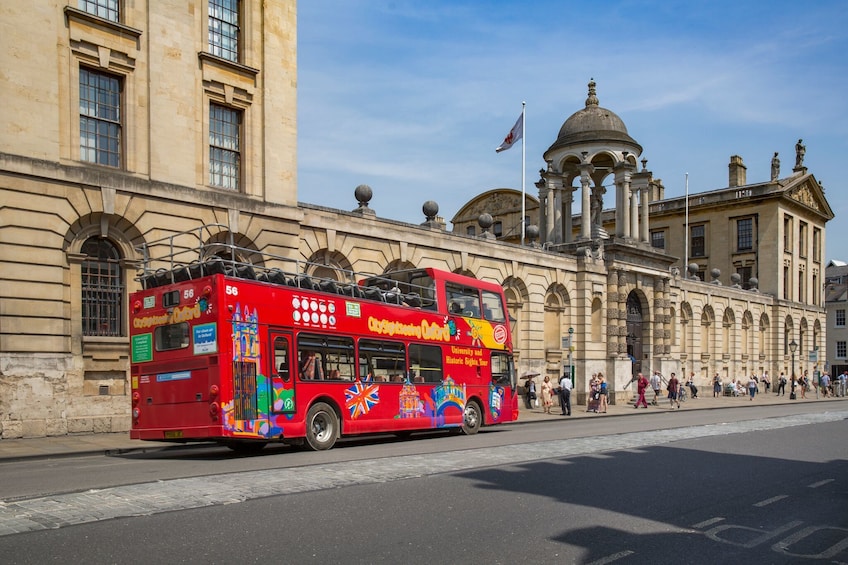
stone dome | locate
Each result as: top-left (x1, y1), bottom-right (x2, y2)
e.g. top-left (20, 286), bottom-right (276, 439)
top-left (546, 79), bottom-right (642, 154)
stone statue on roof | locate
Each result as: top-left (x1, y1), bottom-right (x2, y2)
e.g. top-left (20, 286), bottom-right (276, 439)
top-left (795, 139), bottom-right (805, 169)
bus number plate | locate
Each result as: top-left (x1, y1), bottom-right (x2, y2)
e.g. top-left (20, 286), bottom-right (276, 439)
top-left (164, 430), bottom-right (184, 439)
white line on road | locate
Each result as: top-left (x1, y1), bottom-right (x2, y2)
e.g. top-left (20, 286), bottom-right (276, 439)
top-left (692, 517), bottom-right (725, 528)
top-left (808, 479), bottom-right (834, 488)
top-left (753, 495), bottom-right (788, 507)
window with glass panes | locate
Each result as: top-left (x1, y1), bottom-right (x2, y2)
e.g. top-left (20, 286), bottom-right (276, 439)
top-left (737, 218), bottom-right (752, 251)
top-left (209, 103), bottom-right (241, 190)
top-left (650, 230), bottom-right (665, 249)
top-left (691, 225), bottom-right (705, 257)
top-left (837, 309), bottom-right (845, 327)
top-left (208, 0), bottom-right (240, 62)
top-left (80, 68), bottom-right (121, 167)
top-left (838, 341), bottom-right (846, 358)
top-left (81, 237), bottom-right (124, 336)
top-left (78, 0), bottom-right (119, 22)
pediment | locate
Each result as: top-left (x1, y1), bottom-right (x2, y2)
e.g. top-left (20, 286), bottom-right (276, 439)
top-left (784, 175), bottom-right (834, 220)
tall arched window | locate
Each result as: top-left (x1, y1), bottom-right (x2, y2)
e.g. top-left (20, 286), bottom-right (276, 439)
top-left (81, 237), bottom-right (124, 336)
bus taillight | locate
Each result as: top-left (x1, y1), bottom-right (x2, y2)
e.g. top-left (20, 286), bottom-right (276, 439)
top-left (132, 391), bottom-right (140, 405)
top-left (132, 407), bottom-right (140, 422)
top-left (209, 402), bottom-right (219, 420)
top-left (209, 384), bottom-right (219, 397)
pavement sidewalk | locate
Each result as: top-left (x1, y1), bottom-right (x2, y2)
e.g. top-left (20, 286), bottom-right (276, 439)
top-left (1, 390), bottom-right (844, 462)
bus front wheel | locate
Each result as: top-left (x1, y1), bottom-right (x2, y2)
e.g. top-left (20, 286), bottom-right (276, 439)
top-left (461, 400), bottom-right (482, 435)
top-left (306, 402), bottom-right (339, 450)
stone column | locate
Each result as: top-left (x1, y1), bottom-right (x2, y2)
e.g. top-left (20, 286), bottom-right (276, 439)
top-left (630, 181), bottom-right (638, 240)
top-left (653, 277), bottom-right (665, 356)
top-left (579, 165), bottom-right (592, 240)
top-left (616, 175), bottom-right (628, 238)
top-left (662, 278), bottom-right (671, 354)
top-left (563, 184), bottom-right (574, 243)
top-left (640, 185), bottom-right (650, 243)
top-left (537, 181), bottom-right (549, 245)
top-left (607, 270), bottom-right (620, 355)
top-left (617, 270), bottom-right (628, 354)
top-left (546, 180), bottom-right (556, 243)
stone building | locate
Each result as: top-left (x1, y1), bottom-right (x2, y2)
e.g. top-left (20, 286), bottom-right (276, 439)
top-left (825, 261), bottom-right (848, 377)
top-left (0, 2), bottom-right (830, 438)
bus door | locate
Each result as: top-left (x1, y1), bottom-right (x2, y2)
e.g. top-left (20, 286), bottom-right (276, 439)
top-left (270, 332), bottom-right (296, 414)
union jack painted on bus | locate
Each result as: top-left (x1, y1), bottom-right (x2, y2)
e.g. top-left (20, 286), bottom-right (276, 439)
top-left (345, 381), bottom-right (380, 419)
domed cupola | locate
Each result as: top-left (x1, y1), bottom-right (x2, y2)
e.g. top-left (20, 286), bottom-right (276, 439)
top-left (545, 79), bottom-right (642, 156)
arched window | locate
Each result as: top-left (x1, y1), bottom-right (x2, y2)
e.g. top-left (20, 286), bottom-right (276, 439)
top-left (81, 237), bottom-right (124, 336)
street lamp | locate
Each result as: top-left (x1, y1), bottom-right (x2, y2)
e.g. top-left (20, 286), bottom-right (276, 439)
top-left (789, 339), bottom-right (798, 399)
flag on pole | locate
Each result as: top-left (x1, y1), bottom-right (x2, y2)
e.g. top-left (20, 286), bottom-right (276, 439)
top-left (495, 113), bottom-right (524, 153)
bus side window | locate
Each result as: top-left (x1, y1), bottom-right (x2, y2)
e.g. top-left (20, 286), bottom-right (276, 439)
top-left (274, 336), bottom-right (290, 382)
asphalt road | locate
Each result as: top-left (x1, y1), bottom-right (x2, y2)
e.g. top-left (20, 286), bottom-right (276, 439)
top-left (1, 405), bottom-right (846, 564)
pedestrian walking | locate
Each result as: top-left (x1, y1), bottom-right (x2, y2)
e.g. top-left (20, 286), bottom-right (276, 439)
top-left (541, 375), bottom-right (554, 414)
top-left (668, 372), bottom-right (680, 409)
top-left (650, 371), bottom-right (662, 405)
top-left (762, 370), bottom-right (771, 393)
top-left (777, 372), bottom-right (787, 395)
top-left (634, 372), bottom-right (649, 408)
top-left (820, 371), bottom-right (831, 398)
top-left (598, 373), bottom-right (608, 413)
top-left (747, 374), bottom-right (758, 400)
top-left (558, 372), bottom-right (573, 416)
top-left (839, 371), bottom-right (848, 397)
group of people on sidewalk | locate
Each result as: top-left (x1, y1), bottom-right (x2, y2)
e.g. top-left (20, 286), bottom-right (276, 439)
top-left (522, 372), bottom-right (576, 416)
top-left (707, 369), bottom-right (848, 400)
top-left (634, 371), bottom-right (692, 409)
top-left (523, 367), bottom-right (848, 416)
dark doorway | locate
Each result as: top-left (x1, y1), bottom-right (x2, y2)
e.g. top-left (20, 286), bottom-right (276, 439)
top-left (626, 292), bottom-right (644, 378)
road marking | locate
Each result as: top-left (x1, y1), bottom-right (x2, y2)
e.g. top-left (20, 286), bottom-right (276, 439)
top-left (772, 525), bottom-right (848, 558)
top-left (808, 479), bottom-right (834, 488)
top-left (754, 495), bottom-right (788, 507)
top-left (586, 550), bottom-right (635, 564)
top-left (692, 517), bottom-right (724, 528)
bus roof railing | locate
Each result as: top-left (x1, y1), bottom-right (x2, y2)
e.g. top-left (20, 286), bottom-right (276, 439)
top-left (134, 224), bottom-right (439, 308)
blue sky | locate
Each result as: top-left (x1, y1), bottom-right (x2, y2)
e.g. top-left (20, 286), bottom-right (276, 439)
top-left (297, 1), bottom-right (848, 263)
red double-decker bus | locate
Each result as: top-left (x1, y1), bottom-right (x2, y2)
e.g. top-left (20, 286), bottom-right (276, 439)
top-left (129, 225), bottom-right (518, 451)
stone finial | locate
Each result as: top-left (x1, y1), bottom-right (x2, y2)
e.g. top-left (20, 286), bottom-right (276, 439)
top-left (352, 184), bottom-right (376, 216)
top-left (730, 272), bottom-right (742, 288)
top-left (687, 263), bottom-right (700, 281)
top-left (478, 213), bottom-right (496, 240)
top-left (586, 78), bottom-right (598, 107)
top-left (420, 200), bottom-right (443, 229)
top-left (526, 224), bottom-right (540, 247)
top-left (422, 200), bottom-right (438, 221)
top-left (748, 277), bottom-right (759, 292)
top-left (710, 268), bottom-right (722, 285)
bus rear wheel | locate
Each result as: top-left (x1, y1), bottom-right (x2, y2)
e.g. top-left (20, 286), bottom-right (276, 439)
top-left (306, 402), bottom-right (339, 450)
top-left (461, 400), bottom-right (482, 435)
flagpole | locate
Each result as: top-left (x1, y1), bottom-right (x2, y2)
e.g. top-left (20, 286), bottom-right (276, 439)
top-left (521, 101), bottom-right (526, 246)
top-left (684, 172), bottom-right (689, 274)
